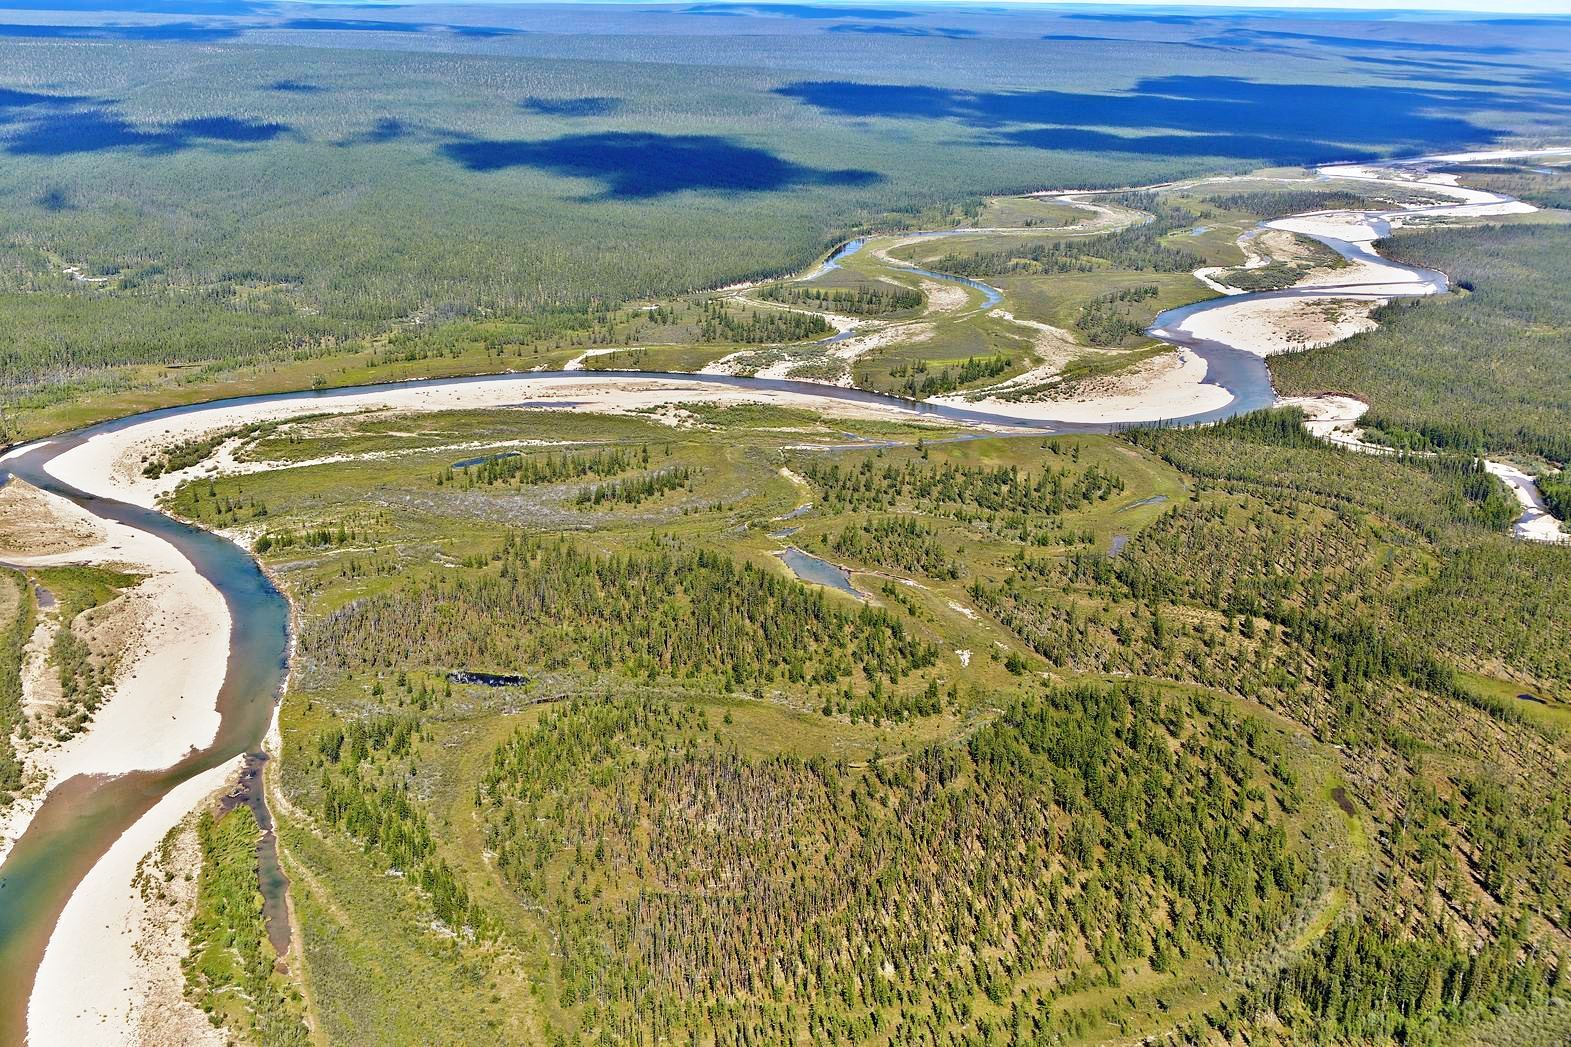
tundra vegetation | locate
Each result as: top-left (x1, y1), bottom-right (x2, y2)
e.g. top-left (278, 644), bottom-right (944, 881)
top-left (141, 398), bottom-right (1571, 1046)
top-left (6, 9), bottom-right (1571, 1045)
top-left (0, 570), bottom-right (33, 799)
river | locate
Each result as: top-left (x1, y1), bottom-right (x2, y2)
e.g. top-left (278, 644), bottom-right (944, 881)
top-left (0, 147), bottom-right (1563, 1042)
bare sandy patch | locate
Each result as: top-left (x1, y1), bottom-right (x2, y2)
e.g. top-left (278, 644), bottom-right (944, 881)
top-left (1276, 394), bottom-right (1374, 450)
top-left (830, 321), bottom-right (933, 365)
top-left (1177, 296), bottom-right (1380, 357)
top-left (0, 479), bottom-right (104, 557)
top-left (917, 280), bottom-right (968, 315)
top-left (931, 347), bottom-right (1230, 425)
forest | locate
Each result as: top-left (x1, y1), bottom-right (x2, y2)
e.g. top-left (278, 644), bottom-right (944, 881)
top-left (8, 9), bottom-right (1571, 1044)
top-left (142, 399), bottom-right (1563, 1045)
top-left (1272, 223), bottom-right (1571, 462)
top-left (302, 537), bottom-right (938, 691)
top-left (757, 282), bottom-right (924, 317)
top-left (464, 683), bottom-right (1310, 1044)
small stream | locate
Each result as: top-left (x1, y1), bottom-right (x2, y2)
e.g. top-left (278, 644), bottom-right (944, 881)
top-left (215, 752), bottom-right (291, 961)
top-left (816, 236), bottom-right (1003, 310)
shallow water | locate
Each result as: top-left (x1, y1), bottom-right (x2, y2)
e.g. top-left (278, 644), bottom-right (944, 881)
top-left (0, 438), bottom-right (289, 1038)
top-left (777, 547), bottom-right (861, 597)
top-left (216, 752), bottom-right (291, 960)
top-left (449, 670), bottom-right (529, 687)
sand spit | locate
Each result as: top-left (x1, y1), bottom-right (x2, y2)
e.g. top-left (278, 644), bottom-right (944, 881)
top-left (1173, 296), bottom-right (1381, 358)
top-left (27, 760), bottom-right (237, 1046)
top-left (563, 347), bottom-right (625, 371)
top-left (0, 482), bottom-right (230, 870)
top-left (930, 347), bottom-right (1230, 425)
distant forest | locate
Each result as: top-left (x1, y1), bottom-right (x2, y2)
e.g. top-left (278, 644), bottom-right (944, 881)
top-left (2, 7), bottom-right (1570, 411)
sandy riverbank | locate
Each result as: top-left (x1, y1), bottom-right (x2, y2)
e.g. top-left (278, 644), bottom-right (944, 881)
top-left (0, 481), bottom-right (230, 870)
top-left (43, 376), bottom-right (978, 513)
top-left (929, 347), bottom-right (1231, 425)
top-left (27, 760), bottom-right (235, 1045)
top-left (0, 472), bottom-right (234, 1044)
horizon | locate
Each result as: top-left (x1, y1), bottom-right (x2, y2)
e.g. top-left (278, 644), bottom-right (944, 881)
top-left (278, 0), bottom-right (1571, 16)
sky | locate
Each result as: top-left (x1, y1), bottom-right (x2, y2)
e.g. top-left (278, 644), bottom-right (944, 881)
top-left (974, 0), bottom-right (1571, 11)
top-left (526, 0), bottom-right (1571, 14)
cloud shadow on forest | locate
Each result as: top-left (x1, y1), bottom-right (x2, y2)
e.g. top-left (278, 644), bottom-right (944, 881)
top-left (0, 20), bottom-right (243, 40)
top-left (520, 96), bottom-right (622, 117)
top-left (0, 14), bottom-right (527, 42)
top-left (3, 96), bottom-right (294, 156)
top-left (439, 131), bottom-right (881, 199)
top-left (774, 74), bottom-right (1520, 160)
top-left (826, 23), bottom-right (974, 38)
top-left (1196, 28), bottom-right (1522, 57)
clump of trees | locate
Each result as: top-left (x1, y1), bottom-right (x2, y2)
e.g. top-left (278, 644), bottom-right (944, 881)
top-left (303, 536), bottom-right (938, 690)
top-left (1200, 189), bottom-right (1373, 218)
top-left (888, 354), bottom-right (1012, 397)
top-left (435, 446), bottom-right (646, 489)
top-left (798, 453), bottom-right (1123, 540)
top-left (929, 228), bottom-right (1197, 279)
top-left (472, 683), bottom-right (1308, 1042)
top-left (697, 300), bottom-right (831, 343)
top-left (826, 517), bottom-right (960, 579)
top-left (757, 282), bottom-right (923, 316)
top-left (572, 466), bottom-right (694, 506)
top-left (1077, 284), bottom-right (1158, 345)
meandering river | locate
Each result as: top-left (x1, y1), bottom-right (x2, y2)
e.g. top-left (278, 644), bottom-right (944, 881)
top-left (0, 147), bottom-right (1563, 1042)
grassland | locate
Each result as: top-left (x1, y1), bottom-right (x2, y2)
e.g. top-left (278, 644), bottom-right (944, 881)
top-left (27, 565), bottom-right (137, 741)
